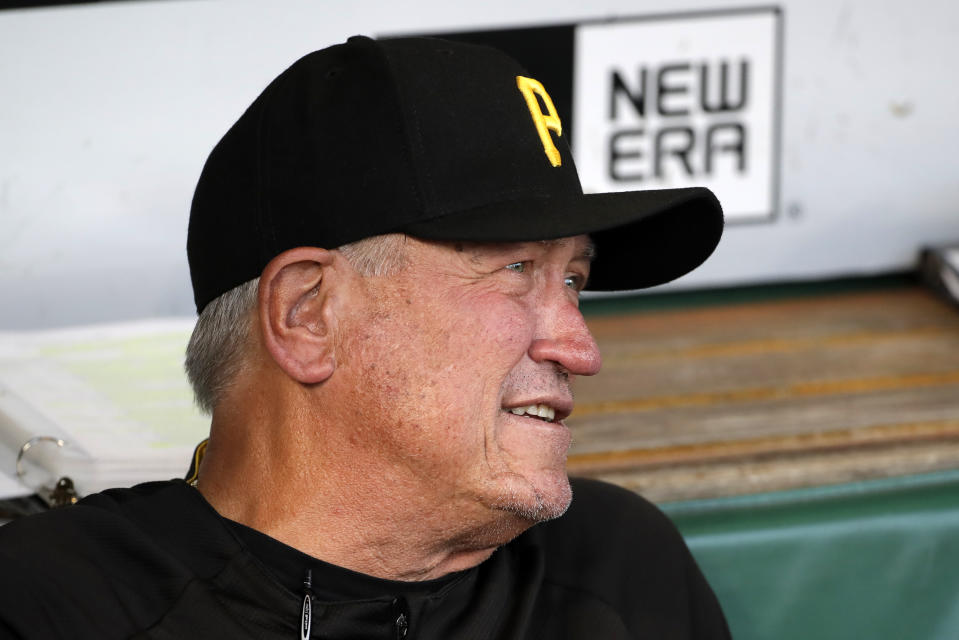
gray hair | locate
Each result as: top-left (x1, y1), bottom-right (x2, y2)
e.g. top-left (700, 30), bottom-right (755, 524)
top-left (185, 234), bottom-right (407, 414)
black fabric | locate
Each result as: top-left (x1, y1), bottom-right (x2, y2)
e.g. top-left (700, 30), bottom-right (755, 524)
top-left (187, 35), bottom-right (723, 313)
top-left (0, 478), bottom-right (730, 639)
top-left (423, 25), bottom-right (577, 143)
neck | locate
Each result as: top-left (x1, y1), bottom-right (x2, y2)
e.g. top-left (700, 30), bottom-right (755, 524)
top-left (196, 384), bottom-right (530, 581)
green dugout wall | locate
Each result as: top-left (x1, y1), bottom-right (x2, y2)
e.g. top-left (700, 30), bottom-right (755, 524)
top-left (665, 470), bottom-right (959, 639)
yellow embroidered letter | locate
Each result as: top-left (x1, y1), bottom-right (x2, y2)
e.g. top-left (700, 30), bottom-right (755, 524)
top-left (516, 76), bottom-right (563, 167)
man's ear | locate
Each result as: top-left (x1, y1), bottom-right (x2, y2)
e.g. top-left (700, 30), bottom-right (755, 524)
top-left (258, 247), bottom-right (340, 384)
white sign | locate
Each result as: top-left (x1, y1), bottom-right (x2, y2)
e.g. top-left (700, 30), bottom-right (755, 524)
top-left (573, 10), bottom-right (780, 222)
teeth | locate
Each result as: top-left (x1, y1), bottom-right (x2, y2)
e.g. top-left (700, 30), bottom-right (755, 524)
top-left (508, 404), bottom-right (556, 422)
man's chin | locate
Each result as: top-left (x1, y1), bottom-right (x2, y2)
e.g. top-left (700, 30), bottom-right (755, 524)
top-left (491, 472), bottom-right (573, 523)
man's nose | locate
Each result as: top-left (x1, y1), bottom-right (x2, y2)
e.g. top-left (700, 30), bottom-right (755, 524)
top-left (528, 297), bottom-right (602, 377)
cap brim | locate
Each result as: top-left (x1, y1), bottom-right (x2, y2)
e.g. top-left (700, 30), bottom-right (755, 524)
top-left (402, 186), bottom-right (723, 291)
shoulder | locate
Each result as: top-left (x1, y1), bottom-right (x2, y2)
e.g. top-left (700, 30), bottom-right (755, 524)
top-left (522, 477), bottom-right (730, 639)
top-left (0, 480), bottom-right (210, 561)
top-left (1, 480), bottom-right (173, 550)
top-left (0, 481), bottom-right (234, 638)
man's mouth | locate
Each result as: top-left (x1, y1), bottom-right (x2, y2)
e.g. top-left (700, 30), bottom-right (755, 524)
top-left (507, 404), bottom-right (557, 423)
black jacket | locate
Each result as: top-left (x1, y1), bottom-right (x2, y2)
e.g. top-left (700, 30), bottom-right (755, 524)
top-left (0, 477), bottom-right (729, 639)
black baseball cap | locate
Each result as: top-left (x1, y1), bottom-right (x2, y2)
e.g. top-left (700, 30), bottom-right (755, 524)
top-left (188, 35), bottom-right (723, 313)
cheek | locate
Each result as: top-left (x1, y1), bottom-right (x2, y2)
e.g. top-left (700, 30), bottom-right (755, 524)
top-left (405, 295), bottom-right (535, 423)
top-left (402, 289), bottom-right (533, 370)
top-left (349, 290), bottom-right (534, 414)
top-left (461, 293), bottom-right (533, 359)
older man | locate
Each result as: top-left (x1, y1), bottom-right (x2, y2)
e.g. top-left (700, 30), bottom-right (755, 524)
top-left (0, 36), bottom-right (727, 638)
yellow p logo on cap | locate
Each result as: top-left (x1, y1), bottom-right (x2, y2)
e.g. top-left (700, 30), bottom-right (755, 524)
top-left (516, 76), bottom-right (563, 167)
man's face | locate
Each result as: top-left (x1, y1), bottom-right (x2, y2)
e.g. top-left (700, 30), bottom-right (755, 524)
top-left (334, 234), bottom-right (601, 523)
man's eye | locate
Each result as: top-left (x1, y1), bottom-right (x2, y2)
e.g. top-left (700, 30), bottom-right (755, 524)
top-left (564, 274), bottom-right (585, 290)
top-left (505, 262), bottom-right (526, 273)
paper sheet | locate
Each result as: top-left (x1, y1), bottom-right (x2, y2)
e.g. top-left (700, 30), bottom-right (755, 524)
top-left (0, 318), bottom-right (210, 495)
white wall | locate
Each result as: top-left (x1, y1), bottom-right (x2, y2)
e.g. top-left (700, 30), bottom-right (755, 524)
top-left (1, 0), bottom-right (958, 328)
